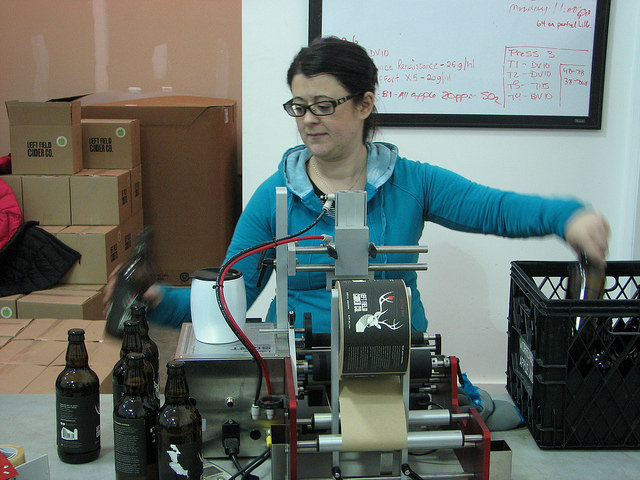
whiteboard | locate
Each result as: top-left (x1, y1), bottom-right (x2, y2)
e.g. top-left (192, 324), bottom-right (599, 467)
top-left (309, 0), bottom-right (610, 128)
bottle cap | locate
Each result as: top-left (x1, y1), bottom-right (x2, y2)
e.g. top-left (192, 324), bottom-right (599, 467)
top-left (68, 328), bottom-right (85, 339)
top-left (131, 303), bottom-right (147, 316)
top-left (123, 319), bottom-right (141, 331)
top-left (127, 86), bottom-right (142, 94)
top-left (167, 360), bottom-right (186, 371)
top-left (126, 352), bottom-right (145, 363)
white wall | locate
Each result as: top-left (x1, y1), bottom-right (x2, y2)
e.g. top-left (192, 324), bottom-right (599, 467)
top-left (242, 1), bottom-right (640, 388)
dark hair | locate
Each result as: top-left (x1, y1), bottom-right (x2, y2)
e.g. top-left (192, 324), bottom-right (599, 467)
top-left (287, 36), bottom-right (378, 142)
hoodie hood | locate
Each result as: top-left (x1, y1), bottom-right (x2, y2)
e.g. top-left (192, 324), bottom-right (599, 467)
top-left (279, 142), bottom-right (399, 199)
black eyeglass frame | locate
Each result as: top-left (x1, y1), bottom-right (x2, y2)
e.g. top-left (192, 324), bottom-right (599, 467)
top-left (282, 92), bottom-right (363, 117)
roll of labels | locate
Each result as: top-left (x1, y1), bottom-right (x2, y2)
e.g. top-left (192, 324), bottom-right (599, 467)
top-left (336, 279), bottom-right (411, 452)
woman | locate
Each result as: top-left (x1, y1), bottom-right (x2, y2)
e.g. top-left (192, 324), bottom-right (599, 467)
top-left (107, 37), bottom-right (609, 333)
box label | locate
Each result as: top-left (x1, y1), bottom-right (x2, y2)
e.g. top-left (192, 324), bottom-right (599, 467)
top-left (519, 336), bottom-right (534, 385)
top-left (88, 136), bottom-right (113, 152)
top-left (26, 140), bottom-right (53, 157)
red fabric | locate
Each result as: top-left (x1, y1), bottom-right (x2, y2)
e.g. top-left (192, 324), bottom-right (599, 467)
top-left (0, 154), bottom-right (10, 174)
top-left (0, 178), bottom-right (22, 249)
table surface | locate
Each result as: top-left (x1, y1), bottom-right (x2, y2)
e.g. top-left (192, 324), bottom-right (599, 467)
top-left (1, 393), bottom-right (639, 479)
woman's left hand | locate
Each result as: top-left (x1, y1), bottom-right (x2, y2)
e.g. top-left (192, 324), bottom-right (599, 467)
top-left (564, 209), bottom-right (610, 268)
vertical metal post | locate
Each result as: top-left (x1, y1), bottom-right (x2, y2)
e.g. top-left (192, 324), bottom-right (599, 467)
top-left (275, 187), bottom-right (288, 330)
top-left (331, 288), bottom-right (341, 469)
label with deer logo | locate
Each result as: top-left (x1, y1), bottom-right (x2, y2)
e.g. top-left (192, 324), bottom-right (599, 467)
top-left (337, 279), bottom-right (410, 375)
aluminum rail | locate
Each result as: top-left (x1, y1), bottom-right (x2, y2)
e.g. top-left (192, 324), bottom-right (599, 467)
top-left (295, 245), bottom-right (429, 255)
top-left (295, 263), bottom-right (429, 272)
top-left (297, 432), bottom-right (484, 453)
top-left (304, 410), bottom-right (470, 430)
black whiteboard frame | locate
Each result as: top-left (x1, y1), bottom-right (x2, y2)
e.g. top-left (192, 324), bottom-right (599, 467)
top-left (308, 0), bottom-right (610, 129)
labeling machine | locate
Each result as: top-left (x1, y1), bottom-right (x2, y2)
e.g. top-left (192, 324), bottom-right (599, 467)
top-left (175, 188), bottom-right (491, 479)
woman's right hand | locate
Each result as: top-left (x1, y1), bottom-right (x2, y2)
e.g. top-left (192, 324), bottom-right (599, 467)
top-left (102, 264), bottom-right (164, 316)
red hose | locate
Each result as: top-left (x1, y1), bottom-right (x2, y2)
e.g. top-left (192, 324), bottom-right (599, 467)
top-left (217, 235), bottom-right (325, 395)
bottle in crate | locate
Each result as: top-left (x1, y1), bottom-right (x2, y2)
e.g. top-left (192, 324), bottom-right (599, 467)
top-left (567, 255), bottom-right (611, 375)
top-left (156, 361), bottom-right (203, 480)
top-left (56, 328), bottom-right (101, 464)
top-left (114, 352), bottom-right (159, 480)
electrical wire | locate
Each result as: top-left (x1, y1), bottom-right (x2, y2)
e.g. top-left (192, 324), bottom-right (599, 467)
top-left (227, 446), bottom-right (271, 480)
top-left (216, 198), bottom-right (333, 404)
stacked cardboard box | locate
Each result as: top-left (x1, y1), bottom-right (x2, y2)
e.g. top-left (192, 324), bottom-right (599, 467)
top-left (81, 95), bottom-right (239, 285)
top-left (1, 99), bottom-right (145, 319)
top-left (0, 318), bottom-right (120, 393)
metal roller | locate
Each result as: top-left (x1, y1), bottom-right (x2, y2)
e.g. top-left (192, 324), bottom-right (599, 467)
top-left (300, 430), bottom-right (476, 453)
top-left (308, 410), bottom-right (470, 430)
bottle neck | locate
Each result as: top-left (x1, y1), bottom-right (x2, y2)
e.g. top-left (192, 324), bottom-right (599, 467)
top-left (66, 341), bottom-right (89, 368)
top-left (132, 312), bottom-right (150, 338)
top-left (124, 362), bottom-right (148, 397)
top-left (164, 372), bottom-right (190, 404)
top-left (120, 330), bottom-right (143, 358)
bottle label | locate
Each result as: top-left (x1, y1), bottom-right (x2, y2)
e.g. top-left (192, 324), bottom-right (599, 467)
top-left (114, 417), bottom-right (150, 476)
top-left (56, 393), bottom-right (100, 451)
top-left (158, 440), bottom-right (203, 479)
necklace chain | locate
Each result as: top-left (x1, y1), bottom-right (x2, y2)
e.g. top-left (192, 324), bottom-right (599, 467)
top-left (310, 158), bottom-right (366, 193)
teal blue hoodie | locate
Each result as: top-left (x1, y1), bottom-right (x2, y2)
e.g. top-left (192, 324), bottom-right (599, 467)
top-left (149, 142), bottom-right (583, 332)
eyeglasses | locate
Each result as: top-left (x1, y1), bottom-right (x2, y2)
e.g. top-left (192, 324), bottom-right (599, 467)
top-left (283, 92), bottom-right (363, 117)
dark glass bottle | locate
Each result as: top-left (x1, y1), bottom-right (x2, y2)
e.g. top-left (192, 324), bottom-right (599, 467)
top-left (113, 320), bottom-right (160, 410)
top-left (113, 352), bottom-right (159, 480)
top-left (132, 303), bottom-right (160, 399)
top-left (106, 227), bottom-right (156, 337)
top-left (56, 328), bottom-right (101, 464)
top-left (156, 361), bottom-right (203, 480)
top-left (567, 255), bottom-right (609, 375)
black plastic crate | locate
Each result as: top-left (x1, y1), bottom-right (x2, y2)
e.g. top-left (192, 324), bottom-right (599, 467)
top-left (506, 261), bottom-right (640, 448)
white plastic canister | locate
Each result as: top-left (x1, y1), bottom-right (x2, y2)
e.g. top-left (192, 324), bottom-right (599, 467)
top-left (190, 267), bottom-right (246, 344)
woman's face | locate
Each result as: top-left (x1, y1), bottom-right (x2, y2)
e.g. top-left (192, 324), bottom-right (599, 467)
top-left (289, 73), bottom-right (373, 162)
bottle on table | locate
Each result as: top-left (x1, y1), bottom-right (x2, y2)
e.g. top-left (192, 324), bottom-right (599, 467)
top-left (56, 328), bottom-right (101, 464)
top-left (131, 303), bottom-right (160, 400)
top-left (113, 319), bottom-right (160, 410)
top-left (106, 227), bottom-right (157, 337)
top-left (113, 352), bottom-right (159, 480)
top-left (156, 360), bottom-right (203, 480)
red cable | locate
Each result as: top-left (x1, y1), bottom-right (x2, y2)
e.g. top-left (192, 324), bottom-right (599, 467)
top-left (217, 235), bottom-right (325, 395)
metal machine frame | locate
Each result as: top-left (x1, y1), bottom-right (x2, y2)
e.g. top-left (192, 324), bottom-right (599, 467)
top-left (176, 188), bottom-right (491, 479)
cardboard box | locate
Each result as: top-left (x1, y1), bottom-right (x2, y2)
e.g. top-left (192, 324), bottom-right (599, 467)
top-left (46, 283), bottom-right (105, 291)
top-left (0, 294), bottom-right (24, 319)
top-left (120, 210), bottom-right (144, 259)
top-left (24, 335), bottom-right (119, 393)
top-left (82, 95), bottom-right (239, 285)
top-left (71, 169), bottom-right (131, 225)
top-left (39, 225), bottom-right (68, 235)
top-left (0, 318), bottom-right (32, 337)
top-left (20, 365), bottom-right (61, 393)
top-left (22, 175), bottom-right (71, 225)
top-left (57, 225), bottom-right (122, 284)
top-left (130, 165), bottom-right (142, 215)
top-left (14, 318), bottom-right (107, 342)
top-left (17, 290), bottom-right (104, 320)
top-left (0, 363), bottom-right (46, 393)
top-left (81, 118), bottom-right (141, 169)
top-left (0, 175), bottom-right (23, 212)
top-left (0, 339), bottom-right (67, 365)
top-left (6, 100), bottom-right (82, 175)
